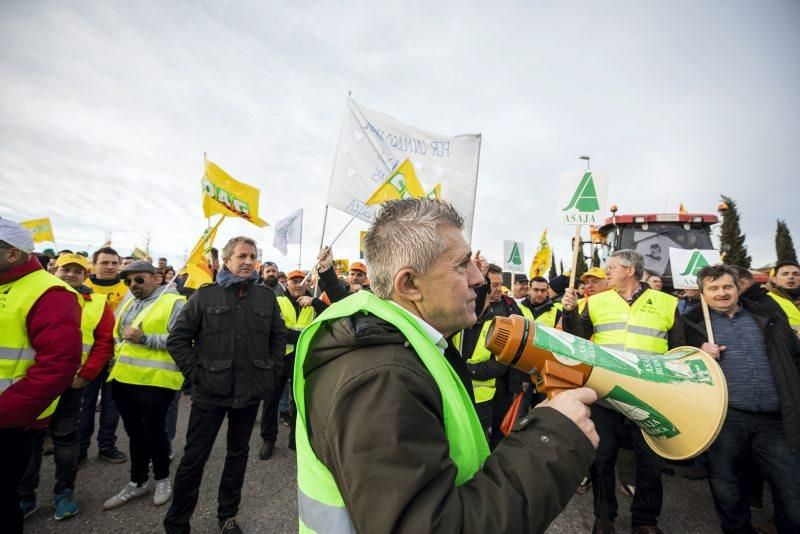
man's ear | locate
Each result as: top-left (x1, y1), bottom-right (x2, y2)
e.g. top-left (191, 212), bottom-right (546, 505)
top-left (393, 268), bottom-right (422, 302)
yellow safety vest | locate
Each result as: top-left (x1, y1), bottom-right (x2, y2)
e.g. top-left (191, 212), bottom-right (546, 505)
top-left (84, 277), bottom-right (128, 312)
top-left (578, 297), bottom-right (588, 314)
top-left (588, 288), bottom-right (677, 356)
top-left (109, 292), bottom-right (185, 390)
top-left (0, 269), bottom-right (81, 420)
top-left (519, 301), bottom-right (559, 327)
top-left (768, 291), bottom-right (800, 334)
top-left (80, 293), bottom-right (107, 366)
top-left (465, 321), bottom-right (495, 403)
top-left (277, 296), bottom-right (316, 354)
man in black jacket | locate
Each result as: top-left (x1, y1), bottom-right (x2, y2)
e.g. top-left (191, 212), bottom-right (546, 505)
top-left (683, 264), bottom-right (800, 533)
top-left (164, 237), bottom-right (286, 534)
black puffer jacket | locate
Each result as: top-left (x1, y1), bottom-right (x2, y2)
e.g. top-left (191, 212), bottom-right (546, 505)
top-left (167, 280), bottom-right (287, 408)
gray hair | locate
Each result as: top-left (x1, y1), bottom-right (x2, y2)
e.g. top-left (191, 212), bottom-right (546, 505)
top-left (364, 199), bottom-right (464, 299)
top-left (611, 249), bottom-right (644, 279)
top-left (221, 236), bottom-right (257, 261)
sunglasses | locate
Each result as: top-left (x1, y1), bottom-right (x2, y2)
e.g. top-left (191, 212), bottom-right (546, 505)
top-left (123, 276), bottom-right (146, 286)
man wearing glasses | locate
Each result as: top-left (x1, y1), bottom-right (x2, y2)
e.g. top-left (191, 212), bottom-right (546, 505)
top-left (103, 260), bottom-right (186, 511)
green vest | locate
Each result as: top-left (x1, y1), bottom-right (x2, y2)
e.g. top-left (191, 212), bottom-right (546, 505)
top-left (465, 321), bottom-right (495, 403)
top-left (768, 291), bottom-right (800, 333)
top-left (293, 291), bottom-right (490, 533)
top-left (80, 293), bottom-right (107, 366)
top-left (0, 269), bottom-right (81, 420)
top-left (277, 295), bottom-right (316, 354)
top-left (109, 292), bottom-right (185, 390)
top-left (588, 288), bottom-right (677, 356)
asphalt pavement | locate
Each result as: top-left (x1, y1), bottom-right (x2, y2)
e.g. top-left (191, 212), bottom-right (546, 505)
top-left (25, 395), bottom-right (773, 533)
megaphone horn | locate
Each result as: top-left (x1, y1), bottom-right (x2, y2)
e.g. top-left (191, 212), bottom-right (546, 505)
top-left (485, 315), bottom-right (728, 461)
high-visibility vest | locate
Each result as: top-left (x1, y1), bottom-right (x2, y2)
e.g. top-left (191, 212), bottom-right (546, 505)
top-left (277, 296), bottom-right (316, 354)
top-left (768, 291), bottom-right (800, 333)
top-left (0, 269), bottom-right (81, 420)
top-left (465, 321), bottom-right (495, 403)
top-left (588, 288), bottom-right (677, 356)
top-left (578, 297), bottom-right (588, 314)
top-left (293, 291), bottom-right (490, 533)
top-left (109, 292), bottom-right (185, 390)
top-left (84, 277), bottom-right (129, 312)
top-left (519, 302), bottom-right (559, 327)
top-left (80, 293), bottom-right (107, 366)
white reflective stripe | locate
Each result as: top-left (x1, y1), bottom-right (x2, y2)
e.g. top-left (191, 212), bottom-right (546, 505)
top-left (116, 355), bottom-right (180, 372)
top-left (0, 347), bottom-right (36, 360)
top-left (82, 343), bottom-right (93, 354)
top-left (593, 322), bottom-right (627, 333)
top-left (627, 348), bottom-right (664, 356)
top-left (626, 325), bottom-right (668, 339)
top-left (599, 343), bottom-right (627, 351)
top-left (0, 377), bottom-right (21, 392)
top-left (298, 488), bottom-right (355, 534)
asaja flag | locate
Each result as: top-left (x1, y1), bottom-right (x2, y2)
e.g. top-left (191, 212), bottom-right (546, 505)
top-left (529, 229), bottom-right (552, 279)
top-left (131, 247), bottom-right (148, 260)
top-left (503, 240), bottom-right (525, 274)
top-left (669, 248), bottom-right (722, 289)
top-left (326, 97), bottom-right (482, 240)
top-left (20, 218), bottom-right (55, 243)
top-left (202, 156), bottom-right (268, 227)
top-left (182, 217), bottom-right (224, 289)
top-left (557, 171), bottom-right (608, 225)
top-left (273, 209), bottom-right (303, 256)
top-left (364, 158), bottom-right (426, 205)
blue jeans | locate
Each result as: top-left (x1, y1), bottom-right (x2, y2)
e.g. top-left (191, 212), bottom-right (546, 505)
top-left (78, 365), bottom-right (120, 454)
top-left (707, 408), bottom-right (800, 533)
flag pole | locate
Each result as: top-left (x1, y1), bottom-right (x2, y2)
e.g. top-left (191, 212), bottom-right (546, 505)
top-left (700, 294), bottom-right (715, 344)
top-left (569, 225), bottom-right (582, 289)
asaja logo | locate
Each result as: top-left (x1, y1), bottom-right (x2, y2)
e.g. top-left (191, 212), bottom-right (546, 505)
top-left (507, 242), bottom-right (522, 267)
top-left (563, 172), bottom-right (600, 212)
top-left (680, 251), bottom-right (710, 276)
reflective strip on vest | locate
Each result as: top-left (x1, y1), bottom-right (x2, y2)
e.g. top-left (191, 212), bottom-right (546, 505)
top-left (116, 355), bottom-right (180, 372)
top-left (0, 347), bottom-right (36, 360)
top-left (593, 322), bottom-right (627, 333)
top-left (298, 488), bottom-right (356, 534)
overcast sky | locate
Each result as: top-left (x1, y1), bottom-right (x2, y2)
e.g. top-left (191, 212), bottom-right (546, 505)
top-left (1, 0), bottom-right (798, 270)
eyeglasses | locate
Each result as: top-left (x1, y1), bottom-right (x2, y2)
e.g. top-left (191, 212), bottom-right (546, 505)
top-left (123, 276), bottom-right (146, 286)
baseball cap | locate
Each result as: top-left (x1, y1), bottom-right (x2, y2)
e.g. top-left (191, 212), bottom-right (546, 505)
top-left (286, 269), bottom-right (306, 280)
top-left (0, 219), bottom-right (35, 254)
top-left (120, 260), bottom-right (157, 276)
top-left (581, 267), bottom-right (607, 281)
top-left (350, 261), bottom-right (367, 274)
top-left (55, 253), bottom-right (89, 270)
top-left (514, 274), bottom-right (529, 283)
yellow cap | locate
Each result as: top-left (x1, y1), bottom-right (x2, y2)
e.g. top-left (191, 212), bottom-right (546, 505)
top-left (580, 267), bottom-right (606, 281)
top-left (55, 253), bottom-right (89, 270)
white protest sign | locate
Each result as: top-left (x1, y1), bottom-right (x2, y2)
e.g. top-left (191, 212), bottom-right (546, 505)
top-left (503, 240), bottom-right (525, 273)
top-left (557, 171), bottom-right (609, 225)
top-left (669, 248), bottom-right (722, 289)
top-left (327, 97), bottom-right (482, 239)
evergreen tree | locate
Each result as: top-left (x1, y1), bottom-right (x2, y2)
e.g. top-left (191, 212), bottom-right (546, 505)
top-left (775, 219), bottom-right (798, 264)
top-left (559, 259), bottom-right (565, 276)
top-left (719, 195), bottom-right (751, 268)
top-left (592, 247), bottom-right (601, 268)
top-left (574, 251), bottom-right (588, 283)
top-left (548, 253), bottom-right (558, 280)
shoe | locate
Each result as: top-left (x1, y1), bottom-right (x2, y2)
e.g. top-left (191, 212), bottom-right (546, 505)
top-left (591, 518), bottom-right (615, 534)
top-left (20, 497), bottom-right (38, 519)
top-left (279, 412), bottom-right (290, 426)
top-left (684, 465), bottom-right (708, 480)
top-left (259, 441), bottom-right (274, 460)
top-left (219, 517), bottom-right (243, 534)
top-left (99, 446), bottom-right (127, 464)
top-left (54, 489), bottom-right (79, 520)
top-left (576, 476), bottom-right (591, 494)
top-left (103, 481), bottom-right (150, 510)
top-left (631, 525), bottom-right (663, 534)
top-left (153, 478), bottom-right (172, 506)
top-left (621, 482), bottom-right (635, 499)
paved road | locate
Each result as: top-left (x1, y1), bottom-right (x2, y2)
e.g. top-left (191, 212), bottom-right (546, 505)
top-left (26, 395), bottom-right (772, 533)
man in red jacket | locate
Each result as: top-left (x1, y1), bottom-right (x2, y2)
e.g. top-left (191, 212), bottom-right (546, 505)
top-left (0, 220), bottom-right (82, 534)
top-left (18, 253), bottom-right (115, 521)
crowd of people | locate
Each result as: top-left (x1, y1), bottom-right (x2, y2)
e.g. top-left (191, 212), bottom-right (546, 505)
top-left (1, 204), bottom-right (799, 534)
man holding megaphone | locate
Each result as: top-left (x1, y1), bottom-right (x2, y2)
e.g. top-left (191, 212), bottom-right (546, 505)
top-left (562, 249), bottom-right (685, 534)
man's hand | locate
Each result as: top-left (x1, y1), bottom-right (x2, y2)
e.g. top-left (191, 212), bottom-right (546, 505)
top-left (123, 326), bottom-right (144, 343)
top-left (318, 246), bottom-right (333, 271)
top-left (562, 288), bottom-right (578, 312)
top-left (537, 387), bottom-right (599, 449)
top-left (473, 250), bottom-right (489, 277)
top-left (70, 376), bottom-right (89, 389)
top-left (297, 296), bottom-right (314, 308)
top-left (701, 342), bottom-right (726, 360)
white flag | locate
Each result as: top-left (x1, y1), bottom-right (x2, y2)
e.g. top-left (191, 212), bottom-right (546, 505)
top-left (503, 240), bottom-right (525, 273)
top-left (273, 209), bottom-right (303, 256)
top-left (669, 248), bottom-right (722, 289)
top-left (327, 97), bottom-right (482, 240)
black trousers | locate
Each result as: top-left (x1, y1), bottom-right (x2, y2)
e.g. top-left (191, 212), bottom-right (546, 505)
top-left (590, 404), bottom-right (663, 526)
top-left (261, 354), bottom-right (295, 444)
top-left (164, 400), bottom-right (259, 533)
top-left (112, 380), bottom-right (174, 483)
top-left (0, 428), bottom-right (34, 534)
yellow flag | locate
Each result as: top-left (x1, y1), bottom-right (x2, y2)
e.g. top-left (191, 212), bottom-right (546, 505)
top-left (529, 229), bottom-right (552, 279)
top-left (359, 230), bottom-right (368, 259)
top-left (333, 259), bottom-right (350, 275)
top-left (182, 217), bottom-right (224, 289)
top-left (202, 157), bottom-right (268, 227)
top-left (131, 247), bottom-right (148, 260)
top-left (364, 158), bottom-right (426, 206)
top-left (20, 218), bottom-right (55, 243)
top-left (426, 183), bottom-right (442, 200)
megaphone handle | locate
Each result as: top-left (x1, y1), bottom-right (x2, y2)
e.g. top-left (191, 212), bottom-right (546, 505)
top-left (537, 360), bottom-right (587, 400)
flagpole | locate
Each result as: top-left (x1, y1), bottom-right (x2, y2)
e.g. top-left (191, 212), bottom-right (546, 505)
top-left (467, 133), bottom-right (482, 245)
top-left (569, 225), bottom-right (582, 290)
